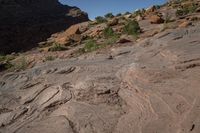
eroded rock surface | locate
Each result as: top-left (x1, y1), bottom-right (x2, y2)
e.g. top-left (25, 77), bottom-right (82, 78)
top-left (1, 22), bottom-right (200, 133)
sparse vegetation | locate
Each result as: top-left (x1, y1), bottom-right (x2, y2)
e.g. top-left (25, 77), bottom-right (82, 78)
top-left (104, 35), bottom-right (119, 45)
top-left (123, 20), bottom-right (141, 37)
top-left (82, 39), bottom-right (99, 52)
top-left (0, 54), bottom-right (15, 70)
top-left (0, 54), bottom-right (15, 62)
top-left (95, 16), bottom-right (107, 24)
top-left (103, 27), bottom-right (119, 45)
top-left (104, 13), bottom-right (114, 18)
top-left (13, 56), bottom-right (28, 71)
top-left (45, 56), bottom-right (55, 61)
top-left (133, 9), bottom-right (145, 17)
top-left (48, 43), bottom-right (67, 52)
top-left (103, 27), bottom-right (115, 38)
top-left (176, 4), bottom-right (198, 16)
top-left (116, 13), bottom-right (122, 17)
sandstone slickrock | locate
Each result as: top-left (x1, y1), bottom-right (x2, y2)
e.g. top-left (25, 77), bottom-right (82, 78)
top-left (1, 21), bottom-right (200, 133)
top-left (1, 1), bottom-right (200, 133)
top-left (0, 0), bottom-right (89, 54)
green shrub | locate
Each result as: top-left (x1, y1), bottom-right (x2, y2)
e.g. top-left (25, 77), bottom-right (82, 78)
top-left (176, 4), bottom-right (198, 16)
top-left (13, 56), bottom-right (28, 70)
top-left (4, 61), bottom-right (13, 69)
top-left (0, 54), bottom-right (15, 62)
top-left (103, 27), bottom-right (119, 45)
top-left (103, 27), bottom-right (115, 38)
top-left (155, 5), bottom-right (161, 9)
top-left (95, 16), bottom-right (107, 24)
top-left (176, 8), bottom-right (189, 16)
top-left (188, 4), bottom-right (198, 13)
top-left (0, 54), bottom-right (16, 71)
top-left (123, 20), bottom-right (141, 37)
top-left (83, 39), bottom-right (99, 52)
top-left (0, 55), bottom-right (6, 62)
top-left (116, 13), bottom-right (122, 17)
top-left (104, 35), bottom-right (119, 45)
top-left (133, 10), bottom-right (143, 16)
top-left (48, 43), bottom-right (67, 52)
top-left (104, 13), bottom-right (114, 18)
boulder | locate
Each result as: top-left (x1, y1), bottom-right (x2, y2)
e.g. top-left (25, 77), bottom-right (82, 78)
top-left (107, 18), bottom-right (119, 26)
top-left (149, 15), bottom-right (164, 24)
top-left (83, 23), bottom-right (107, 38)
top-left (89, 29), bottom-right (103, 38)
top-left (47, 24), bottom-right (84, 46)
top-left (117, 35), bottom-right (133, 43)
top-left (117, 38), bottom-right (132, 43)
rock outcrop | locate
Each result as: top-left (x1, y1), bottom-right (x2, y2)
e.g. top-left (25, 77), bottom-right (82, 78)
top-left (1, 23), bottom-right (200, 133)
top-left (0, 0), bottom-right (89, 54)
top-left (1, 0), bottom-right (200, 133)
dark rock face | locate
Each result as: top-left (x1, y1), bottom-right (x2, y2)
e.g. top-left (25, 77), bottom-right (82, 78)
top-left (0, 0), bottom-right (89, 54)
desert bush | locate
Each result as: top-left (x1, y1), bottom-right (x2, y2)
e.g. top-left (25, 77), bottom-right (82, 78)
top-left (133, 9), bottom-right (145, 16)
top-left (104, 13), bottom-right (114, 18)
top-left (83, 39), bottom-right (99, 52)
top-left (104, 35), bottom-right (119, 45)
top-left (123, 20), bottom-right (141, 37)
top-left (103, 27), bottom-right (116, 38)
top-left (13, 56), bottom-right (28, 71)
top-left (116, 13), bottom-right (122, 17)
top-left (176, 4), bottom-right (198, 16)
top-left (103, 27), bottom-right (119, 45)
top-left (0, 54), bottom-right (15, 62)
top-left (48, 43), bottom-right (67, 52)
top-left (95, 16), bottom-right (107, 24)
top-left (176, 8), bottom-right (189, 16)
top-left (0, 55), bottom-right (6, 62)
top-left (0, 54), bottom-right (15, 70)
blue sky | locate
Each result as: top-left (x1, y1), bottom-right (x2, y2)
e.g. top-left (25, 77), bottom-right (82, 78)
top-left (59, 0), bottom-right (167, 19)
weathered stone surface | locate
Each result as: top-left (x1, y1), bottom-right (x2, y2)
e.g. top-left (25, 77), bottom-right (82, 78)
top-left (1, 2), bottom-right (200, 133)
top-left (16, 116), bottom-right (74, 133)
top-left (0, 0), bottom-right (89, 54)
top-left (1, 23), bottom-right (200, 132)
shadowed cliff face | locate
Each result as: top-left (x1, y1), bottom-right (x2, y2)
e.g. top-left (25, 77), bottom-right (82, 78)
top-left (0, 0), bottom-right (89, 54)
